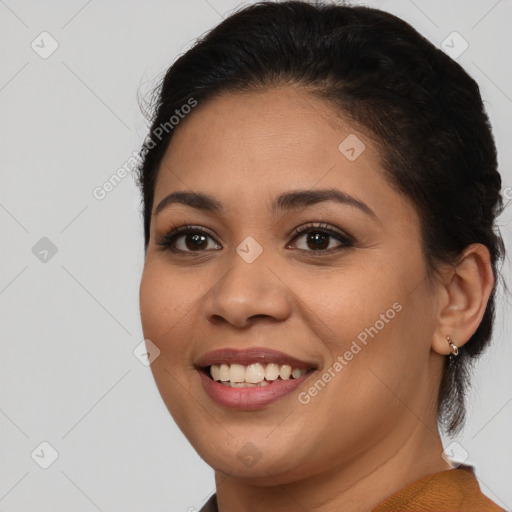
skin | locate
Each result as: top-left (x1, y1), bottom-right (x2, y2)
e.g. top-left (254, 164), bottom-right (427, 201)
top-left (139, 86), bottom-right (494, 512)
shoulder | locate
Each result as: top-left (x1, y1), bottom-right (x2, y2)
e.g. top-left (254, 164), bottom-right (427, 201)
top-left (372, 465), bottom-right (505, 512)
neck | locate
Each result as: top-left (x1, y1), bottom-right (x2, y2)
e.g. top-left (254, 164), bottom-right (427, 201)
top-left (214, 421), bottom-right (452, 512)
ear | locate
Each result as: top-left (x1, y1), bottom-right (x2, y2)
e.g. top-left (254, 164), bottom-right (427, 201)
top-left (432, 243), bottom-right (495, 356)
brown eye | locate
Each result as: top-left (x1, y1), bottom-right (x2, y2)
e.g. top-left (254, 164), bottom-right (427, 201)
top-left (158, 225), bottom-right (221, 253)
top-left (289, 223), bottom-right (354, 253)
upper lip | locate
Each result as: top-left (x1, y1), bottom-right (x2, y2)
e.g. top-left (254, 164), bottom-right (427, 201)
top-left (195, 347), bottom-right (317, 369)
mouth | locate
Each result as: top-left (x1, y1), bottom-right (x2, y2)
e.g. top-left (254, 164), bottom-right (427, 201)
top-left (195, 347), bottom-right (318, 408)
top-left (200, 362), bottom-right (314, 387)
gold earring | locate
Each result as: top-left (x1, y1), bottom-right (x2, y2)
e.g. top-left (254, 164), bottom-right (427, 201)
top-left (446, 336), bottom-right (459, 356)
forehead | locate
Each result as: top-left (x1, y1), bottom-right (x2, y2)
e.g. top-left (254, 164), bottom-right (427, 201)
top-left (157, 88), bottom-right (369, 180)
top-left (152, 86), bottom-right (415, 226)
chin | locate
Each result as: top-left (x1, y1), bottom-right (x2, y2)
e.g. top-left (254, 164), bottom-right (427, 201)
top-left (187, 427), bottom-right (318, 484)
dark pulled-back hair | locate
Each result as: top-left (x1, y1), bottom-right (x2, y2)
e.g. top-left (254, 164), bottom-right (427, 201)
top-left (135, 1), bottom-right (504, 435)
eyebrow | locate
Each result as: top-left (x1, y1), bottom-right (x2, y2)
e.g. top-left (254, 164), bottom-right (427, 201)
top-left (153, 188), bottom-right (376, 219)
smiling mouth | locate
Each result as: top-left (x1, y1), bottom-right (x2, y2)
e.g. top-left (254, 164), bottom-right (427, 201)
top-left (202, 362), bottom-right (316, 387)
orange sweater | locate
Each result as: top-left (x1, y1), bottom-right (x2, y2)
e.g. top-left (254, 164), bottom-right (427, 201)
top-left (372, 465), bottom-right (505, 511)
top-left (199, 466), bottom-right (505, 511)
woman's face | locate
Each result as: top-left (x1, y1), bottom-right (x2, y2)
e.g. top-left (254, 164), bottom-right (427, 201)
top-left (139, 86), bottom-right (443, 483)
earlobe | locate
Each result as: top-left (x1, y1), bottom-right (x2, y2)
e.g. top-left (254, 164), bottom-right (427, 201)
top-left (432, 243), bottom-right (494, 356)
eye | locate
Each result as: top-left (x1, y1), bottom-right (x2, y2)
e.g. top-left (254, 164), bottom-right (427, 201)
top-left (157, 224), bottom-right (221, 253)
top-left (288, 222), bottom-right (354, 253)
top-left (157, 222), bottom-right (354, 255)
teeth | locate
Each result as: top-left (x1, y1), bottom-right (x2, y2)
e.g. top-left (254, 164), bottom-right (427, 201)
top-left (210, 364), bottom-right (220, 381)
top-left (229, 363), bottom-right (245, 383)
top-left (208, 362), bottom-right (310, 384)
top-left (219, 364), bottom-right (230, 381)
top-left (224, 381), bottom-right (270, 387)
top-left (279, 364), bottom-right (292, 380)
top-left (265, 363), bottom-right (280, 381)
top-left (245, 363), bottom-right (265, 383)
top-left (292, 368), bottom-right (307, 379)
top-left (229, 381), bottom-right (256, 387)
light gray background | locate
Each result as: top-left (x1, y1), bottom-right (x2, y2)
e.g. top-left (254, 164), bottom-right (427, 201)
top-left (1, 0), bottom-right (511, 511)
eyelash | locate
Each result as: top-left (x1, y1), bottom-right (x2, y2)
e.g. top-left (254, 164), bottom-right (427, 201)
top-left (157, 222), bottom-right (354, 255)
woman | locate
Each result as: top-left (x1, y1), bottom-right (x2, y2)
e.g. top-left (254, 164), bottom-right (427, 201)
top-left (136, 1), bottom-right (506, 510)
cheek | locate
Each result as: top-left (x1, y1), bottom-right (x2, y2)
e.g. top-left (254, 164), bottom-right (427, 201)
top-left (296, 252), bottom-right (434, 394)
top-left (140, 258), bottom-right (195, 329)
top-left (139, 267), bottom-right (169, 341)
top-left (139, 262), bottom-right (194, 364)
top-left (139, 263), bottom-right (202, 427)
top-left (287, 273), bottom-right (433, 463)
top-left (292, 259), bottom-right (404, 351)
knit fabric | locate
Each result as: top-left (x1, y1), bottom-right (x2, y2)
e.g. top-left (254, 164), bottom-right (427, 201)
top-left (199, 466), bottom-right (505, 512)
top-left (371, 465), bottom-right (504, 512)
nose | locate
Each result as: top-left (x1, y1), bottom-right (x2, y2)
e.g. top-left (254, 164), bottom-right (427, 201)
top-left (202, 250), bottom-right (292, 329)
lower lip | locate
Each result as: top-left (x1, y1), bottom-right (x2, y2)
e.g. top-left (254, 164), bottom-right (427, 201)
top-left (198, 370), bottom-right (313, 409)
